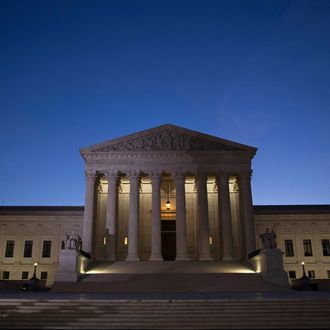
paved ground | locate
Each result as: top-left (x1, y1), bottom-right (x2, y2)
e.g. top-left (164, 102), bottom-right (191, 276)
top-left (85, 260), bottom-right (256, 274)
top-left (52, 260), bottom-right (290, 293)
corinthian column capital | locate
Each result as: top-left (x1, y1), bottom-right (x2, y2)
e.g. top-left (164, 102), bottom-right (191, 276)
top-left (85, 169), bottom-right (96, 179)
top-left (172, 171), bottom-right (185, 183)
top-left (216, 172), bottom-right (230, 190)
top-left (239, 170), bottom-right (253, 182)
top-left (219, 172), bottom-right (230, 181)
top-left (150, 170), bottom-right (162, 180)
top-left (128, 170), bottom-right (140, 180)
top-left (105, 170), bottom-right (119, 183)
top-left (195, 172), bottom-right (207, 185)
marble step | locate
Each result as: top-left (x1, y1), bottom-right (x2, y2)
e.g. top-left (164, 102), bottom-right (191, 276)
top-left (1, 299), bottom-right (330, 329)
top-left (52, 272), bottom-right (290, 292)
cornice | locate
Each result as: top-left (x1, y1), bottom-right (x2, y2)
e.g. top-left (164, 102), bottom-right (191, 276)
top-left (83, 150), bottom-right (255, 163)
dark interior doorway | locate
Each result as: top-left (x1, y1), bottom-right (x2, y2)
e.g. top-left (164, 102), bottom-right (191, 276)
top-left (161, 220), bottom-right (176, 261)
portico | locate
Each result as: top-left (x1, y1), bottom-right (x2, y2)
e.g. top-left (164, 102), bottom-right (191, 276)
top-left (80, 124), bottom-right (257, 262)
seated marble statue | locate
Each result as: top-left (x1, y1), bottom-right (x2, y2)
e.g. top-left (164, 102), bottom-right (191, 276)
top-left (65, 230), bottom-right (82, 250)
top-left (260, 228), bottom-right (276, 249)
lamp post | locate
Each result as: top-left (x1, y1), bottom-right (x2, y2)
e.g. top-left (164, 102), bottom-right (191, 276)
top-left (30, 262), bottom-right (39, 281)
top-left (301, 261), bottom-right (307, 278)
top-left (27, 262), bottom-right (40, 292)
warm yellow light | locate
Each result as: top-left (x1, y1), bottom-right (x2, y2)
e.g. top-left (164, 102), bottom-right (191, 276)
top-left (166, 199), bottom-right (171, 210)
top-left (34, 262), bottom-right (38, 266)
top-left (103, 236), bottom-right (107, 245)
top-left (209, 236), bottom-right (213, 245)
top-left (301, 261), bottom-right (305, 265)
top-left (124, 236), bottom-right (128, 246)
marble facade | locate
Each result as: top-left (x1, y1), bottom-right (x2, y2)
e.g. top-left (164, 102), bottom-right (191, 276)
top-left (80, 124), bottom-right (257, 262)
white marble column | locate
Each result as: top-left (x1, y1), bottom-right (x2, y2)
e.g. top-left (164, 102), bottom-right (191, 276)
top-left (104, 171), bottom-right (118, 260)
top-left (174, 172), bottom-right (189, 261)
top-left (150, 171), bottom-right (163, 261)
top-left (126, 171), bottom-right (140, 261)
top-left (239, 171), bottom-right (256, 258)
top-left (196, 173), bottom-right (213, 260)
top-left (82, 170), bottom-right (96, 255)
top-left (218, 173), bottom-right (234, 260)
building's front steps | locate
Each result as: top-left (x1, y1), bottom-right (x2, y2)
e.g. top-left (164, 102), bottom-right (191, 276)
top-left (52, 261), bottom-right (290, 293)
top-left (1, 295), bottom-right (330, 329)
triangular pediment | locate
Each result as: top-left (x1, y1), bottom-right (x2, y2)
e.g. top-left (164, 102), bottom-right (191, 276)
top-left (80, 124), bottom-right (257, 154)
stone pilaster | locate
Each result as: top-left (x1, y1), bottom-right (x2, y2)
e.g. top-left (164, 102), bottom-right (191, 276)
top-left (239, 170), bottom-right (256, 257)
top-left (218, 173), bottom-right (234, 260)
top-left (174, 171), bottom-right (189, 261)
top-left (126, 171), bottom-right (140, 261)
top-left (196, 173), bottom-right (213, 260)
top-left (104, 170), bottom-right (118, 260)
top-left (150, 171), bottom-right (163, 261)
top-left (82, 170), bottom-right (96, 254)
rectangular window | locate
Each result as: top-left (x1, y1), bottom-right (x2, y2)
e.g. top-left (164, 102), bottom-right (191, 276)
top-left (21, 271), bottom-right (29, 280)
top-left (308, 270), bottom-right (315, 278)
top-left (5, 240), bottom-right (15, 257)
top-left (40, 271), bottom-right (48, 280)
top-left (322, 239), bottom-right (330, 256)
top-left (23, 240), bottom-right (33, 258)
top-left (42, 240), bottom-right (52, 258)
top-left (288, 271), bottom-right (296, 279)
top-left (327, 270), bottom-right (330, 279)
top-left (3, 271), bottom-right (10, 280)
top-left (303, 239), bottom-right (313, 257)
top-left (284, 240), bottom-right (294, 257)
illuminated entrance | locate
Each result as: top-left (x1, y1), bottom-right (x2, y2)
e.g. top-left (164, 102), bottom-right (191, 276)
top-left (81, 124), bottom-right (257, 262)
top-left (161, 220), bottom-right (176, 260)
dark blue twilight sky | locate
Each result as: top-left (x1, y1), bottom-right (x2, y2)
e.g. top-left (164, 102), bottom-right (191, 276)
top-left (1, 0), bottom-right (329, 206)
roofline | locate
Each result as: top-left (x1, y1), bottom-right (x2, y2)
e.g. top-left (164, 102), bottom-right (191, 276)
top-left (253, 204), bottom-right (330, 215)
top-left (0, 206), bottom-right (84, 215)
top-left (80, 123), bottom-right (258, 154)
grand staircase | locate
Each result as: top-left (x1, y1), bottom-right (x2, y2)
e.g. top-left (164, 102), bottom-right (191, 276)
top-left (1, 296), bottom-right (330, 329)
top-left (3, 261), bottom-right (329, 329)
top-left (52, 260), bottom-right (290, 293)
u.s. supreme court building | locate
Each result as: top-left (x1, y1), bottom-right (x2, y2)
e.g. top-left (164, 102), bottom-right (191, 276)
top-left (1, 124), bottom-right (330, 288)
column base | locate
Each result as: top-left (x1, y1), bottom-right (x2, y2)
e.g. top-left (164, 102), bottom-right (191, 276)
top-left (149, 255), bottom-right (163, 261)
top-left (222, 255), bottom-right (234, 261)
top-left (199, 255), bottom-right (213, 261)
top-left (175, 255), bottom-right (190, 261)
top-left (125, 255), bottom-right (140, 261)
top-left (104, 253), bottom-right (117, 261)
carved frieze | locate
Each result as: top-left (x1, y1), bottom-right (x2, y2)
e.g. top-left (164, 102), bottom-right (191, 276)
top-left (92, 129), bottom-right (242, 152)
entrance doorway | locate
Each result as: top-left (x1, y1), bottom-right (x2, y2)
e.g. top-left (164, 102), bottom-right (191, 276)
top-left (161, 220), bottom-right (176, 260)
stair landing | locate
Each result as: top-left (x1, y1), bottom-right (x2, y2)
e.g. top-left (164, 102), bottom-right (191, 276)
top-left (52, 261), bottom-right (291, 293)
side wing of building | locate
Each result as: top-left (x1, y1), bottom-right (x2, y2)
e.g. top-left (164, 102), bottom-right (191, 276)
top-left (0, 206), bottom-right (83, 286)
top-left (254, 205), bottom-right (330, 281)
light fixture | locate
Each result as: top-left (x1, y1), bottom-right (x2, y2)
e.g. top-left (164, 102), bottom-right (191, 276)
top-left (301, 261), bottom-right (307, 277)
top-left (30, 262), bottom-right (38, 281)
top-left (209, 236), bottom-right (213, 245)
top-left (103, 236), bottom-right (107, 245)
top-left (124, 236), bottom-right (128, 246)
top-left (166, 180), bottom-right (171, 210)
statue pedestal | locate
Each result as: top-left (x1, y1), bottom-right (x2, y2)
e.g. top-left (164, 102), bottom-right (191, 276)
top-left (258, 248), bottom-right (289, 287)
top-left (54, 249), bottom-right (80, 282)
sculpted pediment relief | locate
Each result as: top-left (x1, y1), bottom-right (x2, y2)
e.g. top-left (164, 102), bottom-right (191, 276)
top-left (81, 124), bottom-right (256, 153)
